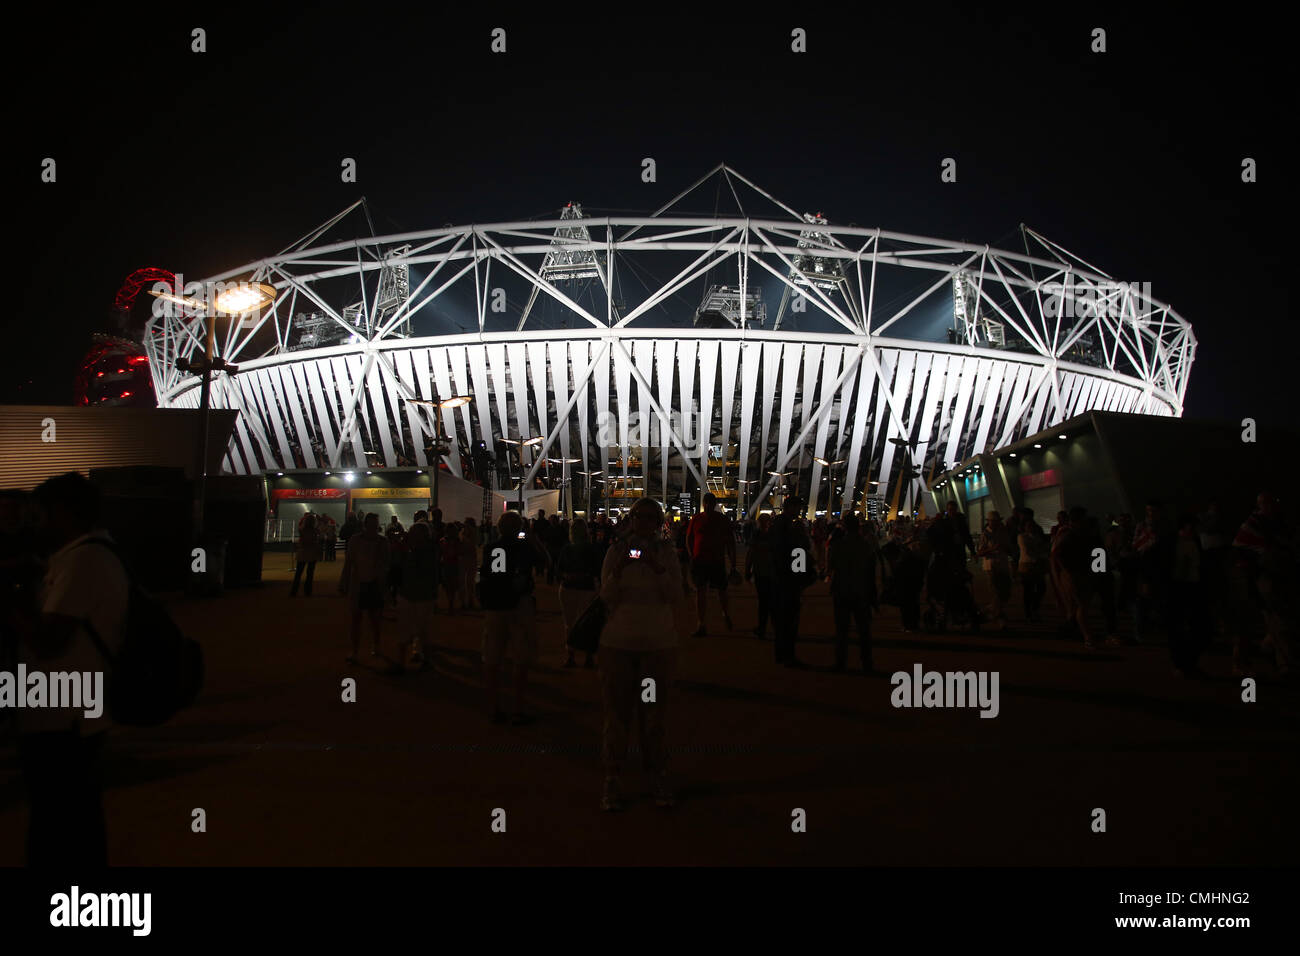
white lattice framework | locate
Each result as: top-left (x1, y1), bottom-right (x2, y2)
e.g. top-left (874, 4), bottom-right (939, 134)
top-left (144, 166), bottom-right (1196, 517)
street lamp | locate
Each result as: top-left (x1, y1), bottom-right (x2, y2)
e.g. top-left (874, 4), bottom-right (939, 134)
top-left (767, 470), bottom-right (790, 512)
top-left (498, 435), bottom-right (542, 513)
top-left (812, 457), bottom-right (846, 516)
top-left (547, 457), bottom-right (582, 519)
top-left (577, 470), bottom-right (602, 518)
top-left (406, 392), bottom-right (473, 514)
top-left (737, 478), bottom-right (758, 517)
top-left (150, 281), bottom-right (273, 558)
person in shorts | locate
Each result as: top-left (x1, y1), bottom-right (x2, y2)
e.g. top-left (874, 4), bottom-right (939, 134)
top-left (686, 492), bottom-right (736, 635)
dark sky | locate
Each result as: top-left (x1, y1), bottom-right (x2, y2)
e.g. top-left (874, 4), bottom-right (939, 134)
top-left (8, 3), bottom-right (1290, 429)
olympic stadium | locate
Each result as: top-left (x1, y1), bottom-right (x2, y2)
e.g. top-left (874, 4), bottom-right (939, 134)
top-left (141, 165), bottom-right (1196, 520)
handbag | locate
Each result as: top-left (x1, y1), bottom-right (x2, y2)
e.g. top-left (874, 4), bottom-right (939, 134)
top-left (567, 596), bottom-right (607, 654)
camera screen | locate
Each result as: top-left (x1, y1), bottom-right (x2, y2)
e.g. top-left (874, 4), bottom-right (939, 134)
top-left (628, 549), bottom-right (642, 559)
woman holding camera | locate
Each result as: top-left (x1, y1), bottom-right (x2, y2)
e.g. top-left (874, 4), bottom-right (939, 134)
top-left (597, 497), bottom-right (684, 811)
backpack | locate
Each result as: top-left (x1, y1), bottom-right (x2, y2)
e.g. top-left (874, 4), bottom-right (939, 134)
top-left (78, 539), bottom-right (205, 727)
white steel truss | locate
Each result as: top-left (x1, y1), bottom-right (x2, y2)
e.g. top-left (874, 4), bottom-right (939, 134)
top-left (145, 166), bottom-right (1195, 518)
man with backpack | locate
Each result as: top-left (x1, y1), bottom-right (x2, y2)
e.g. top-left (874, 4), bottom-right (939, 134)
top-left (14, 472), bottom-right (128, 867)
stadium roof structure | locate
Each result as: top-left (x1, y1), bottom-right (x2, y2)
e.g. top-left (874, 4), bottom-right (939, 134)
top-left (142, 165), bottom-right (1196, 517)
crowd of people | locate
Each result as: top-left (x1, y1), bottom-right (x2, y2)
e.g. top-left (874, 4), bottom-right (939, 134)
top-left (281, 488), bottom-right (1295, 811)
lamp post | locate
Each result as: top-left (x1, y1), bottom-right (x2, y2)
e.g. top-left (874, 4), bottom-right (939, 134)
top-left (547, 457), bottom-right (582, 519)
top-left (889, 437), bottom-right (922, 519)
top-left (407, 392), bottom-right (473, 514)
top-left (498, 435), bottom-right (542, 514)
top-left (578, 470), bottom-right (601, 518)
top-left (737, 478), bottom-right (757, 517)
top-left (151, 282), bottom-right (272, 546)
top-left (767, 470), bottom-right (790, 514)
top-left (812, 457), bottom-right (846, 516)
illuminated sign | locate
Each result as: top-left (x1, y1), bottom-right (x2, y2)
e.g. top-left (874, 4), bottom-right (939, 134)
top-left (270, 488), bottom-right (348, 501)
top-left (350, 487), bottom-right (431, 500)
top-left (1019, 469), bottom-right (1061, 491)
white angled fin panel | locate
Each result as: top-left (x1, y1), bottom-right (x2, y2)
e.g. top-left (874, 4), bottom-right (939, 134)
top-left (718, 341), bottom-right (740, 468)
top-left (365, 359), bottom-right (398, 467)
top-left (776, 342), bottom-right (802, 470)
top-left (655, 340), bottom-right (676, 497)
top-left (527, 342), bottom-right (550, 443)
top-left (760, 342), bottom-right (782, 477)
top-left (506, 343), bottom-right (531, 443)
top-left (485, 344), bottom-right (510, 444)
top-left (449, 345), bottom-right (474, 440)
top-left (572, 340), bottom-right (592, 478)
top-left (676, 340), bottom-right (698, 480)
top-left (467, 345), bottom-right (494, 452)
top-left (633, 340), bottom-right (656, 494)
top-left (971, 360), bottom-right (1005, 456)
top-left (738, 342), bottom-right (760, 490)
top-left (613, 342), bottom-right (632, 480)
top-left (429, 348), bottom-right (461, 476)
top-left (551, 341), bottom-right (571, 460)
top-left (697, 340), bottom-right (719, 478)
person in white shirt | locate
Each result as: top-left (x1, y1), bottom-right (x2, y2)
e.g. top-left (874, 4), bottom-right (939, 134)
top-left (597, 497), bottom-right (685, 811)
top-left (15, 472), bottom-right (128, 867)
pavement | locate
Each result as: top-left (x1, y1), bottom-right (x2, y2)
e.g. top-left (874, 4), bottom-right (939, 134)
top-left (1, 548), bottom-right (1296, 866)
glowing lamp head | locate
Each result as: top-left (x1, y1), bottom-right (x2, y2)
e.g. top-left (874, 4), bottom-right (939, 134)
top-left (214, 282), bottom-right (277, 315)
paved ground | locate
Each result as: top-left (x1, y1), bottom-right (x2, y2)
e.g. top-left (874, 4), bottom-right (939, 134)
top-left (2, 548), bottom-right (1296, 866)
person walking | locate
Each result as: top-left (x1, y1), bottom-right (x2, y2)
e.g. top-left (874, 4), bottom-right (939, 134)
top-left (322, 517), bottom-right (338, 561)
top-left (598, 498), bottom-right (684, 811)
top-left (397, 521), bottom-right (438, 670)
top-left (744, 512), bottom-right (777, 640)
top-left (339, 513), bottom-right (390, 665)
top-left (1016, 509), bottom-right (1049, 623)
top-left (975, 510), bottom-right (1012, 629)
top-left (1166, 513), bottom-right (1210, 677)
top-left (440, 523), bottom-right (462, 614)
top-left (770, 496), bottom-right (813, 667)
top-left (16, 473), bottom-right (128, 867)
top-left (479, 512), bottom-right (547, 724)
top-left (826, 512), bottom-right (881, 672)
top-left (290, 513), bottom-right (322, 597)
top-left (686, 492), bottom-right (736, 635)
top-left (558, 519), bottom-right (600, 668)
top-left (458, 521), bottom-right (479, 611)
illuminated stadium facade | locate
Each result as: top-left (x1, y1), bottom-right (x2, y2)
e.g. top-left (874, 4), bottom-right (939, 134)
top-left (144, 166), bottom-right (1196, 518)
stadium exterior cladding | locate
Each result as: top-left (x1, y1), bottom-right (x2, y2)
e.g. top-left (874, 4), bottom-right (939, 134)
top-left (160, 326), bottom-right (1178, 518)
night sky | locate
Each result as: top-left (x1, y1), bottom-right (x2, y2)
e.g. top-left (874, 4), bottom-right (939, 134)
top-left (9, 4), bottom-right (1288, 430)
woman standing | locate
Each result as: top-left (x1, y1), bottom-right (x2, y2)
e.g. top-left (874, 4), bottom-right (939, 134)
top-left (290, 514), bottom-right (322, 597)
top-left (458, 521), bottom-right (479, 611)
top-left (398, 522), bottom-right (438, 670)
top-left (558, 519), bottom-right (600, 668)
top-left (339, 513), bottom-right (390, 664)
top-left (1017, 508), bottom-right (1049, 623)
top-left (440, 522), bottom-right (462, 614)
top-left (598, 498), bottom-right (684, 811)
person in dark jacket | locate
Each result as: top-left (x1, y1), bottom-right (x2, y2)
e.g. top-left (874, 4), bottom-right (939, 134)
top-left (827, 512), bottom-right (883, 672)
top-left (744, 513), bottom-right (777, 639)
top-left (290, 514), bottom-right (322, 597)
top-left (770, 497), bottom-right (813, 668)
